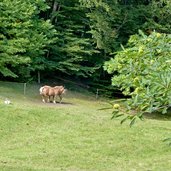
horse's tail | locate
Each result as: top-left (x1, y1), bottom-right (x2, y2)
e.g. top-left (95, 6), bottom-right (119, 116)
top-left (39, 86), bottom-right (45, 94)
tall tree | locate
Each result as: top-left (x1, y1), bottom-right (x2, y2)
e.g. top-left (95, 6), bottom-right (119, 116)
top-left (0, 0), bottom-right (56, 79)
top-left (41, 0), bottom-right (100, 78)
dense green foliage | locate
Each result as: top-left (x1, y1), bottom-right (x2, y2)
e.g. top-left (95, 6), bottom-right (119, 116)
top-left (105, 30), bottom-right (171, 115)
top-left (0, 0), bottom-right (56, 78)
top-left (1, 0), bottom-right (170, 78)
top-left (44, 0), bottom-right (100, 77)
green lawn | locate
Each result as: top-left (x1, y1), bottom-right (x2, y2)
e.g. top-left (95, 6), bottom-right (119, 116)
top-left (0, 81), bottom-right (171, 171)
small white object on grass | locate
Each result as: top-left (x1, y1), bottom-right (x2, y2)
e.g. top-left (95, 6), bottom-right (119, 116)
top-left (4, 98), bottom-right (11, 105)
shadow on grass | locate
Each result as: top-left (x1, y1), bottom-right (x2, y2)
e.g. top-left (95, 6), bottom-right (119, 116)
top-left (144, 109), bottom-right (171, 121)
top-left (43, 101), bottom-right (74, 106)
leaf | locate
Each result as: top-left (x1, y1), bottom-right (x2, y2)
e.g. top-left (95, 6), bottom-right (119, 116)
top-left (111, 99), bottom-right (127, 102)
top-left (129, 117), bottom-right (136, 127)
top-left (111, 113), bottom-right (124, 119)
top-left (163, 138), bottom-right (171, 142)
top-left (120, 116), bottom-right (129, 124)
top-left (162, 108), bottom-right (167, 114)
top-left (98, 107), bottom-right (112, 110)
top-left (138, 114), bottom-right (144, 121)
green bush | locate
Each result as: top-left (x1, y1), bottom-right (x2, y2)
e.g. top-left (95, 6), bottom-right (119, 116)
top-left (104, 30), bottom-right (171, 115)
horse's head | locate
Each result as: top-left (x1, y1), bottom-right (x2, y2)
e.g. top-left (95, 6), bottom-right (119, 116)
top-left (54, 86), bottom-right (66, 94)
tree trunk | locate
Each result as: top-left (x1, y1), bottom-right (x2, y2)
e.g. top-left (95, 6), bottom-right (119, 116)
top-left (38, 71), bottom-right (40, 84)
top-left (51, 0), bottom-right (60, 23)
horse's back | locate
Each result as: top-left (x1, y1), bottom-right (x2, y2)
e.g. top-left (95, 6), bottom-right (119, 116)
top-left (48, 87), bottom-right (55, 96)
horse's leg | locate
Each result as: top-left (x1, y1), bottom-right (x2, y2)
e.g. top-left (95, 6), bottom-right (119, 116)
top-left (47, 96), bottom-right (50, 103)
top-left (53, 95), bottom-right (56, 103)
top-left (42, 95), bottom-right (45, 103)
top-left (59, 95), bottom-right (62, 103)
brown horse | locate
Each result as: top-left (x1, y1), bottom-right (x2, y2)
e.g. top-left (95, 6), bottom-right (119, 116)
top-left (39, 85), bottom-right (66, 103)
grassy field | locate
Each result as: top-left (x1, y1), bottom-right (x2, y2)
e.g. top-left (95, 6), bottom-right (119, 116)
top-left (0, 81), bottom-right (171, 171)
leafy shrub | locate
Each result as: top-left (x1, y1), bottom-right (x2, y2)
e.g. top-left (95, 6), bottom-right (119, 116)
top-left (104, 30), bottom-right (171, 115)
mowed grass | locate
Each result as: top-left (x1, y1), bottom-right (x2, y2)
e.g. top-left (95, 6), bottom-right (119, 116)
top-left (0, 81), bottom-right (171, 171)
